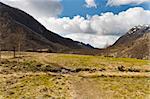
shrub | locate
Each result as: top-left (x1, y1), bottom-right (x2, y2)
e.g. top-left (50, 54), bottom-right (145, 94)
top-left (127, 68), bottom-right (140, 72)
top-left (117, 66), bottom-right (125, 72)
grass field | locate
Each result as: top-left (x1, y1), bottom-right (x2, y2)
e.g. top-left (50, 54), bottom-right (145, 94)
top-left (0, 51), bottom-right (150, 99)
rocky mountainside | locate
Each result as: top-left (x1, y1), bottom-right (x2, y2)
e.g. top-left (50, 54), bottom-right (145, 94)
top-left (104, 25), bottom-right (150, 59)
top-left (0, 2), bottom-right (93, 52)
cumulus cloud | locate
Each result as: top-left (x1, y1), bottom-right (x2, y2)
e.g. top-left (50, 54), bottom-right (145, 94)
top-left (39, 7), bottom-right (150, 36)
top-left (38, 16), bottom-right (95, 36)
top-left (37, 7), bottom-right (150, 47)
top-left (85, 0), bottom-right (97, 8)
top-left (0, 0), bottom-right (62, 18)
top-left (1, 0), bottom-right (150, 48)
top-left (107, 0), bottom-right (150, 6)
top-left (64, 33), bottom-right (120, 48)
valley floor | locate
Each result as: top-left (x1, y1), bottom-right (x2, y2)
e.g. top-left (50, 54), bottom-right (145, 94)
top-left (0, 52), bottom-right (150, 99)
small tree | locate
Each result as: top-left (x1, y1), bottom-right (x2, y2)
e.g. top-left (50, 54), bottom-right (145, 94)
top-left (0, 31), bottom-right (4, 62)
top-left (0, 31), bottom-right (2, 62)
top-left (7, 33), bottom-right (18, 58)
top-left (5, 28), bottom-right (26, 58)
top-left (16, 28), bottom-right (26, 58)
top-left (0, 19), bottom-right (2, 62)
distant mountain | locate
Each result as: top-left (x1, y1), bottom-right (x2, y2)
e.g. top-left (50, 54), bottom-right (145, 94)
top-left (0, 2), bottom-right (149, 59)
top-left (64, 25), bottom-right (150, 59)
top-left (103, 25), bottom-right (150, 59)
top-left (0, 2), bottom-right (93, 52)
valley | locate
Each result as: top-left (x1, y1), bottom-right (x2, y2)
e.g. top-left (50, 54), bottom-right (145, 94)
top-left (0, 52), bottom-right (149, 99)
top-left (0, 2), bottom-right (150, 99)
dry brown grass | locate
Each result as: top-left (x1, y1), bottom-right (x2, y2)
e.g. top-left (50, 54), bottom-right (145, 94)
top-left (0, 51), bottom-right (150, 99)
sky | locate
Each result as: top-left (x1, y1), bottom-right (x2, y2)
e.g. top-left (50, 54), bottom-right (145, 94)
top-left (1, 0), bottom-right (150, 48)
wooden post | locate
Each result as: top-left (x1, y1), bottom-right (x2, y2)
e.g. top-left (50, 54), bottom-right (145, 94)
top-left (0, 44), bottom-right (1, 63)
top-left (13, 46), bottom-right (16, 58)
top-left (0, 32), bottom-right (2, 63)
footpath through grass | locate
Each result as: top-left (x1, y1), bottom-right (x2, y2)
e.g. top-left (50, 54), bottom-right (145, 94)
top-left (0, 52), bottom-right (150, 99)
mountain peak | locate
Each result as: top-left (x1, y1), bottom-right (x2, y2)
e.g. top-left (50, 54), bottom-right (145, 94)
top-left (105, 25), bottom-right (150, 59)
top-left (127, 24), bottom-right (150, 35)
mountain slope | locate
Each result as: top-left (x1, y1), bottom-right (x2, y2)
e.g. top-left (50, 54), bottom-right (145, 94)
top-left (0, 2), bottom-right (93, 52)
top-left (104, 25), bottom-right (150, 59)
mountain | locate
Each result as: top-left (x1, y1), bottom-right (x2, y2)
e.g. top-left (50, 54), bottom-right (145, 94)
top-left (0, 2), bottom-right (149, 59)
top-left (0, 2), bottom-right (93, 52)
top-left (64, 25), bottom-right (150, 60)
top-left (102, 25), bottom-right (150, 59)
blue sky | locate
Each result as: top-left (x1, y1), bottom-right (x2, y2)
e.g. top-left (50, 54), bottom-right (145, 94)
top-left (60, 0), bottom-right (150, 18)
top-left (1, 0), bottom-right (150, 48)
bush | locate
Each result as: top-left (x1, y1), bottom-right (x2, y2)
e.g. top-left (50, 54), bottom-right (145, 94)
top-left (127, 68), bottom-right (140, 72)
top-left (117, 66), bottom-right (125, 72)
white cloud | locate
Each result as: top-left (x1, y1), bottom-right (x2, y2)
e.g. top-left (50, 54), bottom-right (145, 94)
top-left (64, 33), bottom-right (120, 48)
top-left (38, 16), bottom-right (95, 35)
top-left (85, 0), bottom-right (97, 8)
top-left (0, 0), bottom-right (62, 18)
top-left (107, 0), bottom-right (150, 6)
top-left (37, 7), bottom-right (150, 48)
top-left (39, 7), bottom-right (150, 36)
top-left (1, 1), bottom-right (150, 48)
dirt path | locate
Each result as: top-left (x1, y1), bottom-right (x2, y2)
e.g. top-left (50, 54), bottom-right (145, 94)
top-left (70, 76), bottom-right (114, 99)
top-left (71, 78), bottom-right (101, 99)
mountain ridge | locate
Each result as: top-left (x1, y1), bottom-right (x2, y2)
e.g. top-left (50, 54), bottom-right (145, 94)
top-left (0, 2), bottom-right (149, 59)
top-left (104, 24), bottom-right (150, 59)
top-left (0, 2), bottom-right (93, 52)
